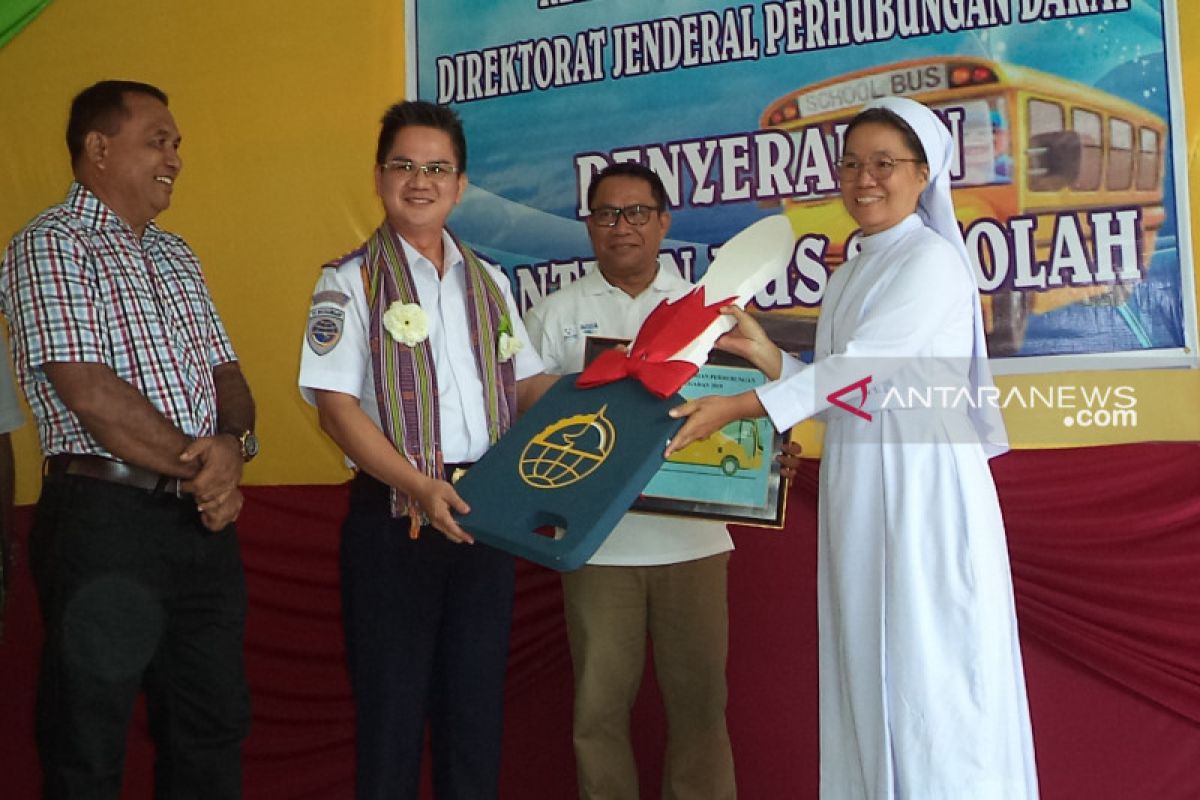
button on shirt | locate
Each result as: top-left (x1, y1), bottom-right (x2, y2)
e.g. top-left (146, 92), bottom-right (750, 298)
top-left (298, 230), bottom-right (543, 464)
top-left (0, 183), bottom-right (237, 457)
top-left (524, 266), bottom-right (733, 566)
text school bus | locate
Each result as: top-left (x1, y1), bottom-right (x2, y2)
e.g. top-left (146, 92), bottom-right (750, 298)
top-left (760, 56), bottom-right (1167, 355)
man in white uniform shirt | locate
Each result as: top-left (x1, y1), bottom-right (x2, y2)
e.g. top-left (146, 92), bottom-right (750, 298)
top-left (298, 101), bottom-right (553, 800)
top-left (525, 163), bottom-right (736, 800)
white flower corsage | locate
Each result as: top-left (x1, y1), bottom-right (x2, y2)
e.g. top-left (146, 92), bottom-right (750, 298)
top-left (497, 314), bottom-right (523, 362)
top-left (383, 301), bottom-right (429, 347)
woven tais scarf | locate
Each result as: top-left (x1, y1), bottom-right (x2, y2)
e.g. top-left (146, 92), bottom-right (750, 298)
top-left (362, 223), bottom-right (517, 536)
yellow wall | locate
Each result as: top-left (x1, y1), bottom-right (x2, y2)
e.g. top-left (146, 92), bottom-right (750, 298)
top-left (0, 0), bottom-right (404, 501)
top-left (0, 2), bottom-right (1197, 502)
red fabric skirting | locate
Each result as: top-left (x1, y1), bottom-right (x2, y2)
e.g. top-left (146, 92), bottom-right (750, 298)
top-left (2, 442), bottom-right (1198, 798)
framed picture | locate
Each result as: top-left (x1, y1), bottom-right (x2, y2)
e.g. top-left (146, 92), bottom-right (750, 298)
top-left (583, 337), bottom-right (788, 528)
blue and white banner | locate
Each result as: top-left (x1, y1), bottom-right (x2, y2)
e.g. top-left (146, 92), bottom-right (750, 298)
top-left (408, 0), bottom-right (1195, 371)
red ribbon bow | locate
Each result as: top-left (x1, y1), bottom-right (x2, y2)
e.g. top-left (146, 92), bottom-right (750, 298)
top-left (576, 286), bottom-right (735, 399)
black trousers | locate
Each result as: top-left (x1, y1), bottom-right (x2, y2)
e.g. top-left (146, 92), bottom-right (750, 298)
top-left (30, 472), bottom-right (249, 800)
top-left (341, 474), bottom-right (515, 800)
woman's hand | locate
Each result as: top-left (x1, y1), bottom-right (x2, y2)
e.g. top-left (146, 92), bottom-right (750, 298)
top-left (714, 306), bottom-right (782, 380)
top-left (666, 390), bottom-right (766, 458)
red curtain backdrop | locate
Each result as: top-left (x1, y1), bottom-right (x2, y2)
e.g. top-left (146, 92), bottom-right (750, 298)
top-left (2, 442), bottom-right (1199, 798)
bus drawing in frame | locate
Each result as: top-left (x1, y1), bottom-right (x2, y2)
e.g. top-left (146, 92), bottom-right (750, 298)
top-left (666, 418), bottom-right (763, 477)
top-left (759, 56), bottom-right (1168, 356)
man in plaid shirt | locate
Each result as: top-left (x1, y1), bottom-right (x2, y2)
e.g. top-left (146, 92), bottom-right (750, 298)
top-left (0, 80), bottom-right (256, 799)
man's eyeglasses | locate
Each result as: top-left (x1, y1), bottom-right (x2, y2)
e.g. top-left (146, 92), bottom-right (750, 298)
top-left (835, 156), bottom-right (922, 180)
top-left (588, 204), bottom-right (660, 227)
top-left (380, 159), bottom-right (460, 182)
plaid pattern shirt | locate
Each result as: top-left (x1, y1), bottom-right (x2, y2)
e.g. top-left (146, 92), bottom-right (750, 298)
top-left (0, 182), bottom-right (237, 457)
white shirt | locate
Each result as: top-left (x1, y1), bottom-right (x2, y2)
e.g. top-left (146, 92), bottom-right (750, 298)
top-left (525, 266), bottom-right (733, 566)
top-left (756, 215), bottom-right (976, 431)
top-left (298, 230), bottom-right (543, 464)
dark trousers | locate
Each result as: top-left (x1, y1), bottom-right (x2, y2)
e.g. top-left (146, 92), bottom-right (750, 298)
top-left (30, 472), bottom-right (249, 800)
top-left (342, 474), bottom-right (515, 800)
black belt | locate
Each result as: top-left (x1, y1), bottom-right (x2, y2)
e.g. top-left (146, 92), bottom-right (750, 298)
top-left (349, 463), bottom-right (474, 510)
top-left (46, 454), bottom-right (188, 498)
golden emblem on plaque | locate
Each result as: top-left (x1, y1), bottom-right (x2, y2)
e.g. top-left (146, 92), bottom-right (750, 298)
top-left (519, 405), bottom-right (616, 489)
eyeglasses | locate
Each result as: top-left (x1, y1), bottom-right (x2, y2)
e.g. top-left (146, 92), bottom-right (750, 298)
top-left (588, 204), bottom-right (660, 227)
top-left (380, 159), bottom-right (460, 182)
top-left (835, 156), bottom-right (922, 180)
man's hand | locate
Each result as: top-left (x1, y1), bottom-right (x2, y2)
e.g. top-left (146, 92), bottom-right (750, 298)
top-left (198, 486), bottom-right (243, 532)
top-left (42, 362), bottom-right (195, 477)
top-left (313, 389), bottom-right (473, 543)
top-left (410, 475), bottom-right (474, 544)
top-left (179, 434), bottom-right (243, 505)
top-left (777, 440), bottom-right (804, 480)
top-left (517, 372), bottom-right (559, 414)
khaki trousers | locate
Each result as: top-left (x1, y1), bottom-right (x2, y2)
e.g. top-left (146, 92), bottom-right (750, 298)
top-left (563, 552), bottom-right (736, 800)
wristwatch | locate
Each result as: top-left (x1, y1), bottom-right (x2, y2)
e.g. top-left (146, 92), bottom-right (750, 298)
top-left (226, 428), bottom-right (260, 462)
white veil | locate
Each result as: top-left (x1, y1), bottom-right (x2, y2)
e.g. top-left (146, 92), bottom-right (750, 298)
top-left (863, 95), bottom-right (1010, 457)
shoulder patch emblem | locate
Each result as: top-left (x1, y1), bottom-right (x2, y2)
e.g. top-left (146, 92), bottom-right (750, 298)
top-left (312, 289), bottom-right (350, 307)
top-left (306, 306), bottom-right (345, 355)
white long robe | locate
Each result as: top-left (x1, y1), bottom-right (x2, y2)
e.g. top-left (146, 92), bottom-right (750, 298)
top-left (757, 215), bottom-right (1039, 799)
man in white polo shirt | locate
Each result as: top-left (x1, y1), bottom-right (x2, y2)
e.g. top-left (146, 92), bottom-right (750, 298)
top-left (525, 163), bottom-right (736, 800)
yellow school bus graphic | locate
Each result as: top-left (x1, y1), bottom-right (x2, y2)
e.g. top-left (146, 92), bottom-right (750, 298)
top-left (760, 56), bottom-right (1167, 355)
top-left (667, 418), bottom-right (763, 476)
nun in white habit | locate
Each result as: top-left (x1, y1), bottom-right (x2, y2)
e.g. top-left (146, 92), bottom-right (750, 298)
top-left (667, 96), bottom-right (1039, 799)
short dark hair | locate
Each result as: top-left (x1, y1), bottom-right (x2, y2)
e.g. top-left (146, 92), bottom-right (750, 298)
top-left (67, 80), bottom-right (169, 166)
top-left (586, 162), bottom-right (669, 211)
top-left (843, 106), bottom-right (928, 164)
top-left (376, 100), bottom-right (467, 172)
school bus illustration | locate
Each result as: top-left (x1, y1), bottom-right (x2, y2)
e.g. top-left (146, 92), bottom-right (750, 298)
top-left (759, 56), bottom-right (1168, 355)
top-left (667, 418), bottom-right (763, 476)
